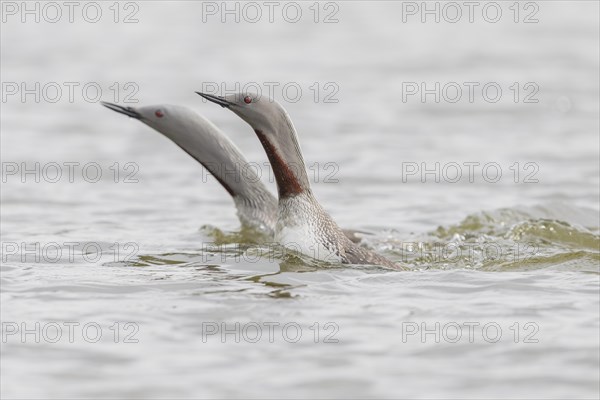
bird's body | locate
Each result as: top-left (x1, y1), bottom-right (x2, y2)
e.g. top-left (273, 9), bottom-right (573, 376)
top-left (277, 192), bottom-right (395, 266)
top-left (197, 92), bottom-right (397, 268)
top-left (276, 192), bottom-right (343, 263)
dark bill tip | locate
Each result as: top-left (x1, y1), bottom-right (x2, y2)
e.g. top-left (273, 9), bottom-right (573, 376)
top-left (101, 101), bottom-right (141, 119)
top-left (195, 92), bottom-right (233, 108)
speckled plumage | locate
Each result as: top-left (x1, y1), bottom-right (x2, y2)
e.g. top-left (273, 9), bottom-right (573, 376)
top-left (277, 192), bottom-right (397, 267)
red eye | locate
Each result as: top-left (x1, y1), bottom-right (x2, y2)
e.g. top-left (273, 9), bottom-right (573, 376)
top-left (244, 96), bottom-right (252, 104)
top-left (155, 110), bottom-right (164, 118)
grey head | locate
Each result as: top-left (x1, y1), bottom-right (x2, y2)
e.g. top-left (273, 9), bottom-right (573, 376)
top-left (100, 101), bottom-right (277, 234)
top-left (196, 92), bottom-right (311, 200)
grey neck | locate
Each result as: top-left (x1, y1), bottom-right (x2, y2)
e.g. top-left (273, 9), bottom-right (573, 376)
top-left (152, 116), bottom-right (277, 230)
top-left (253, 112), bottom-right (312, 199)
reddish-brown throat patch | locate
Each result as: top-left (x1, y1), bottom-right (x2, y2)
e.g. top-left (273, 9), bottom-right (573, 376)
top-left (254, 129), bottom-right (303, 198)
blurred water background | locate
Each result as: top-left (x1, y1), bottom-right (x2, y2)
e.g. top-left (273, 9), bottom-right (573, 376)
top-left (1, 1), bottom-right (599, 398)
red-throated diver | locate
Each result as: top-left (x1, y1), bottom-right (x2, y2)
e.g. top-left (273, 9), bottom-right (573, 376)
top-left (101, 102), bottom-right (276, 234)
top-left (196, 92), bottom-right (397, 268)
top-left (101, 101), bottom-right (365, 243)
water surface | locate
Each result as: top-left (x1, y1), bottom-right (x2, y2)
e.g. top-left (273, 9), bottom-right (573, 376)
top-left (1, 2), bottom-right (599, 398)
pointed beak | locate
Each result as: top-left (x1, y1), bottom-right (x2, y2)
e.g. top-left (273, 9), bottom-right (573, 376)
top-left (195, 92), bottom-right (234, 108)
top-left (101, 101), bottom-right (141, 119)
